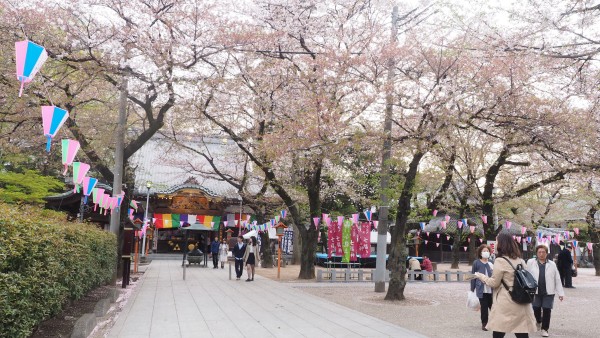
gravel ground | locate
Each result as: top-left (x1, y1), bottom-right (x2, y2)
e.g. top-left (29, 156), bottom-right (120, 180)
top-left (285, 265), bottom-right (599, 338)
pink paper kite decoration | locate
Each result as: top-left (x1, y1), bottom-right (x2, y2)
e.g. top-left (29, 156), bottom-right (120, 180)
top-left (72, 162), bottom-right (90, 193)
top-left (61, 139), bottom-right (80, 175)
top-left (15, 40), bottom-right (48, 97)
top-left (82, 176), bottom-right (98, 204)
top-left (42, 106), bottom-right (69, 152)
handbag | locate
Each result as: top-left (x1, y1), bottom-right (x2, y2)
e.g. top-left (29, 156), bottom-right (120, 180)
top-left (572, 265), bottom-right (578, 277)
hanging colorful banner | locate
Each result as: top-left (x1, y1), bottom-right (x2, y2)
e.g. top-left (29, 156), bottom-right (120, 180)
top-left (351, 223), bottom-right (359, 262)
top-left (327, 221), bottom-right (335, 258)
top-left (336, 221), bottom-right (343, 256)
top-left (360, 222), bottom-right (371, 257)
top-left (341, 220), bottom-right (352, 263)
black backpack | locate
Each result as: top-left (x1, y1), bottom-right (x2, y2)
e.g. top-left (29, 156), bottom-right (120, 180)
top-left (500, 257), bottom-right (538, 304)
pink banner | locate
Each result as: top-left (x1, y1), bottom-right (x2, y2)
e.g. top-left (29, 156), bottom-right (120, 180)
top-left (336, 221), bottom-right (343, 256)
top-left (328, 221), bottom-right (335, 257)
top-left (361, 222), bottom-right (371, 257)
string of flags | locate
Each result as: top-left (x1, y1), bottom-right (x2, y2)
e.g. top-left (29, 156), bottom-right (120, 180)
top-left (14, 39), bottom-right (140, 221)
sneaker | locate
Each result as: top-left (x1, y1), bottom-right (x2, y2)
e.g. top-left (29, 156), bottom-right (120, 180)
top-left (536, 322), bottom-right (542, 332)
top-left (541, 329), bottom-right (549, 337)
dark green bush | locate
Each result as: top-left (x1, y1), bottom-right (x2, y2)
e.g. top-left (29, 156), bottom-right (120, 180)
top-left (0, 203), bottom-right (116, 338)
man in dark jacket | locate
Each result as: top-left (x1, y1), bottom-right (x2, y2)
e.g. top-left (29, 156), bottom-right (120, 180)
top-left (211, 237), bottom-right (220, 269)
top-left (557, 244), bottom-right (574, 288)
top-left (231, 236), bottom-right (246, 280)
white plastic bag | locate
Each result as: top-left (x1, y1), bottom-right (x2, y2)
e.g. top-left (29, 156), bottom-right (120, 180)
top-left (466, 291), bottom-right (480, 311)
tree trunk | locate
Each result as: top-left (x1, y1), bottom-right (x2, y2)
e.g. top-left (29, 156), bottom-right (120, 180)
top-left (260, 231), bottom-right (274, 268)
top-left (298, 226), bottom-right (317, 279)
top-left (584, 203), bottom-right (599, 276)
top-left (450, 234), bottom-right (461, 269)
top-left (594, 244), bottom-right (600, 276)
top-left (468, 234), bottom-right (477, 266)
top-left (385, 151), bottom-right (424, 301)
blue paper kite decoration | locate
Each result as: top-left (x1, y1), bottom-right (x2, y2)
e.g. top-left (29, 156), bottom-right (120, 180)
top-left (41, 105), bottom-right (69, 152)
top-left (15, 40), bottom-right (48, 97)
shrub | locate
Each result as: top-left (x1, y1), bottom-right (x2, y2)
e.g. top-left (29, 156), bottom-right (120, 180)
top-left (0, 203), bottom-right (116, 338)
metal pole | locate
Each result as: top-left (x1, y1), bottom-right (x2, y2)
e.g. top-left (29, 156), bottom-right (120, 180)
top-left (79, 195), bottom-right (85, 223)
top-left (109, 76), bottom-right (128, 236)
top-left (374, 5), bottom-right (398, 293)
top-left (277, 236), bottom-right (282, 279)
top-left (141, 186), bottom-right (150, 257)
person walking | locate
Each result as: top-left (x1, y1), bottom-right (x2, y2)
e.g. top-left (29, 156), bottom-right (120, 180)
top-left (526, 245), bottom-right (564, 337)
top-left (473, 231), bottom-right (537, 338)
top-left (243, 236), bottom-right (260, 282)
top-left (210, 237), bottom-right (220, 269)
top-left (219, 238), bottom-right (229, 269)
top-left (471, 244), bottom-right (494, 331)
top-left (556, 244), bottom-right (574, 288)
top-left (232, 236), bottom-right (246, 280)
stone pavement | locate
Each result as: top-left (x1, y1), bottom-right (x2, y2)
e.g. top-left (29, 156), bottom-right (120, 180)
top-left (108, 260), bottom-right (425, 338)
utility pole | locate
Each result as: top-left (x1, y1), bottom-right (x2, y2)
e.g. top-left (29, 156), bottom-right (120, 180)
top-left (109, 77), bottom-right (128, 236)
top-left (374, 5), bottom-right (398, 293)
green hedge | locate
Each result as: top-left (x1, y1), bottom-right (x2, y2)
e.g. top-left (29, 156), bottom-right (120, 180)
top-left (0, 203), bottom-right (117, 338)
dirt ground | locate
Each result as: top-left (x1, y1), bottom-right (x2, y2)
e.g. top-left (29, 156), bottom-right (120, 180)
top-left (29, 274), bottom-right (142, 338)
top-left (264, 263), bottom-right (600, 338)
top-left (29, 285), bottom-right (114, 338)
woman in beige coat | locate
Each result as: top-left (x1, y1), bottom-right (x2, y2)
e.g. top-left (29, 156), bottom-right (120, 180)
top-left (243, 236), bottom-right (260, 281)
top-left (474, 232), bottom-right (537, 338)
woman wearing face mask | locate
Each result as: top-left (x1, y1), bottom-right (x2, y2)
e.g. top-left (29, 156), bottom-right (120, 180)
top-left (526, 245), bottom-right (564, 337)
top-left (471, 244), bottom-right (494, 331)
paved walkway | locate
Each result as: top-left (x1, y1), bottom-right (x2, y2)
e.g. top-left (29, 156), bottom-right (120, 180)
top-left (108, 260), bottom-right (425, 338)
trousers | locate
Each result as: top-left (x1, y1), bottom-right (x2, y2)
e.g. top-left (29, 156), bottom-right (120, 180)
top-left (559, 267), bottom-right (573, 287)
top-left (533, 306), bottom-right (552, 331)
top-left (235, 259), bottom-right (244, 278)
top-left (479, 293), bottom-right (493, 325)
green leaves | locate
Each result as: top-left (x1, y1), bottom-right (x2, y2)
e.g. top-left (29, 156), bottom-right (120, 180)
top-left (0, 203), bottom-right (116, 338)
top-left (0, 170), bottom-right (64, 204)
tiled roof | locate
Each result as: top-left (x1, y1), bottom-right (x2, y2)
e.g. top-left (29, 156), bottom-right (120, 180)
top-left (129, 135), bottom-right (248, 199)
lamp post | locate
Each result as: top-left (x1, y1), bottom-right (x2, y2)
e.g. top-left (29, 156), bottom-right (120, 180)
top-left (275, 222), bottom-right (288, 279)
top-left (141, 181), bottom-right (152, 257)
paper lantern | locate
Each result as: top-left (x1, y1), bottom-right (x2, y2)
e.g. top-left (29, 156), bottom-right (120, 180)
top-left (72, 162), bottom-right (90, 193)
top-left (61, 139), bottom-right (80, 175)
top-left (42, 106), bottom-right (69, 152)
top-left (15, 40), bottom-right (48, 97)
top-left (82, 177), bottom-right (98, 204)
